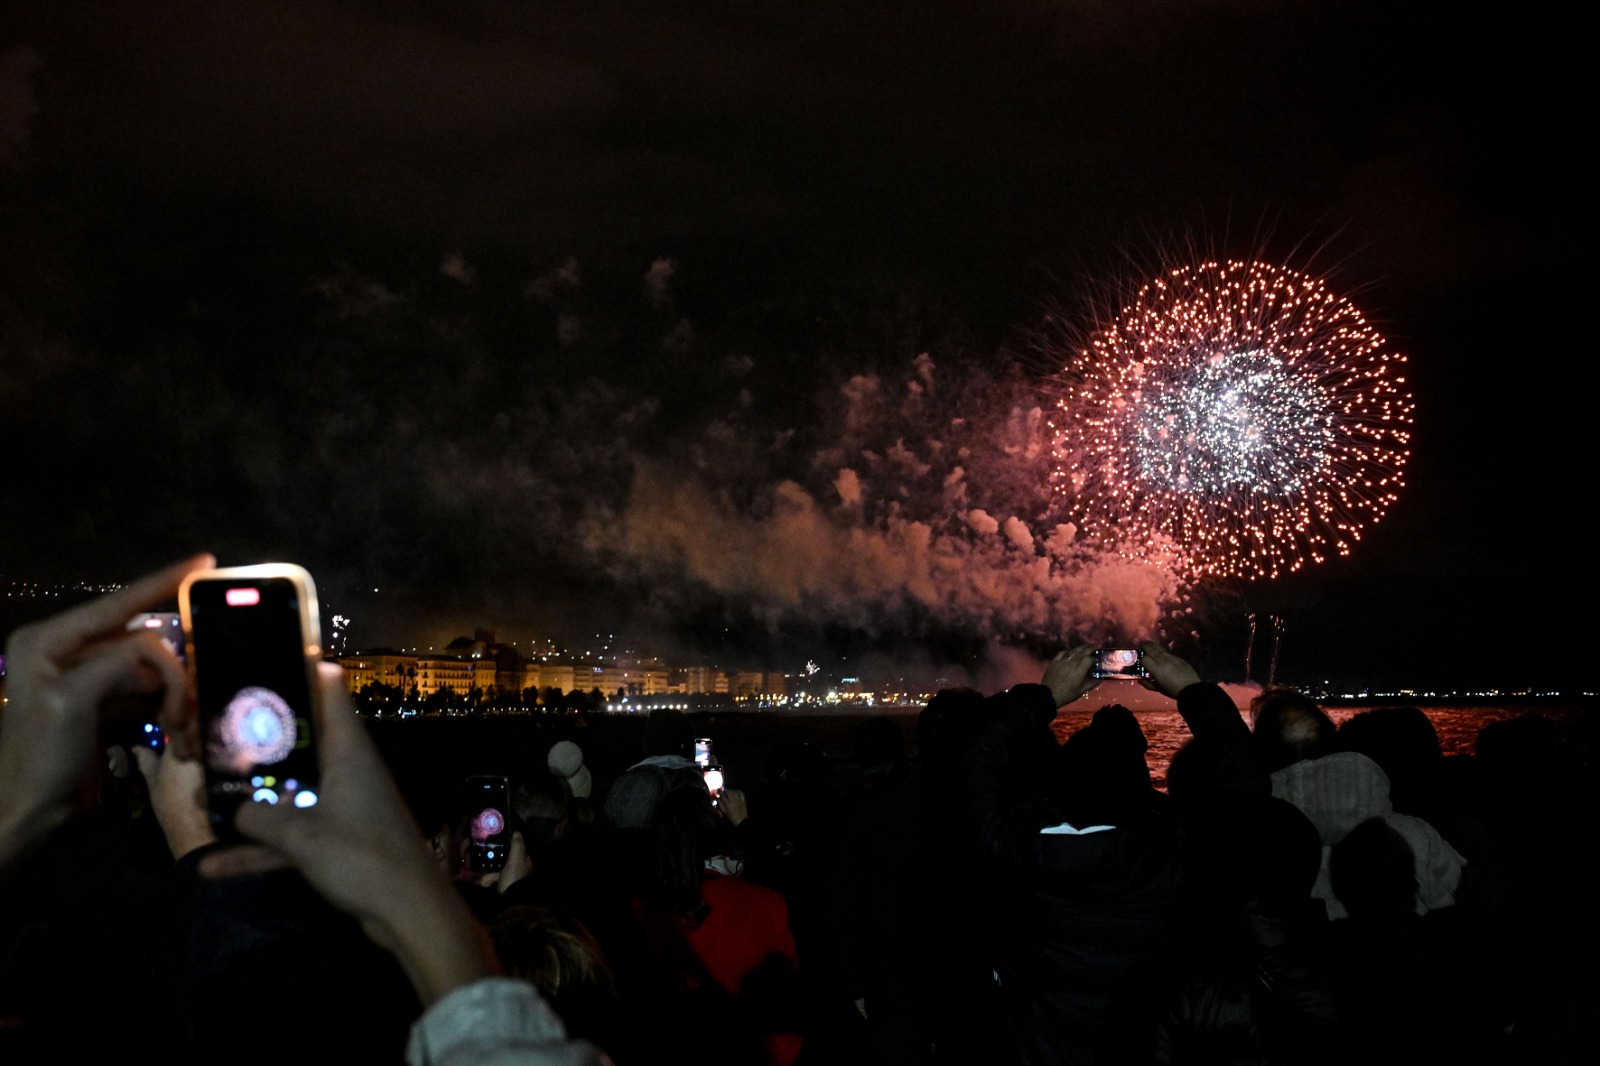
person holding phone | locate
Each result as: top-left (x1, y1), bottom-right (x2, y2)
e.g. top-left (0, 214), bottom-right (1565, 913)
top-left (1, 557), bottom-right (606, 1065)
top-left (959, 641), bottom-right (1263, 1066)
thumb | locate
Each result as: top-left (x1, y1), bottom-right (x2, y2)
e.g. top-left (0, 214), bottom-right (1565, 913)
top-left (132, 745), bottom-right (160, 780)
top-left (234, 795), bottom-right (318, 855)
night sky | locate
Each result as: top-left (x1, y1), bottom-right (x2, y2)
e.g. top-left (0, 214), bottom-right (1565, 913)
top-left (1, 2), bottom-right (1586, 693)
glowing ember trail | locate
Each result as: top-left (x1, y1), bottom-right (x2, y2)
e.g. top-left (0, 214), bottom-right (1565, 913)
top-left (1050, 260), bottom-right (1413, 580)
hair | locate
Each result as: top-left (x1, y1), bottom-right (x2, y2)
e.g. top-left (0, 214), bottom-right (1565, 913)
top-left (489, 904), bottom-right (615, 998)
top-left (609, 777), bottom-right (721, 926)
top-left (1250, 688), bottom-right (1337, 772)
top-left (512, 774), bottom-right (571, 847)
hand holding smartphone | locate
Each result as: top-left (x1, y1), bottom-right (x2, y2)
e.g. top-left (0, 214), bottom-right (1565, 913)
top-left (695, 736), bottom-right (725, 802)
top-left (179, 564), bottom-right (323, 833)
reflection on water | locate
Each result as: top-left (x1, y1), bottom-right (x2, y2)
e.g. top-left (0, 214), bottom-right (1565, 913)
top-left (1050, 703), bottom-right (1595, 792)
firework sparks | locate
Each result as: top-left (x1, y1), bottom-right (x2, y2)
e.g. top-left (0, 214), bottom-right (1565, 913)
top-left (1051, 259), bottom-right (1413, 580)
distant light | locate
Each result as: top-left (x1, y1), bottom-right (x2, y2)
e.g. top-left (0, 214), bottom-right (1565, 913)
top-left (253, 787), bottom-right (279, 804)
top-left (226, 588), bottom-right (261, 606)
top-left (294, 790), bottom-right (319, 808)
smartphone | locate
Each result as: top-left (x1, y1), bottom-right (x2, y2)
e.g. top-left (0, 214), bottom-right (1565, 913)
top-left (1091, 648), bottom-right (1149, 680)
top-left (126, 611), bottom-right (185, 750)
top-left (466, 775), bottom-right (511, 873)
top-left (693, 737), bottom-right (724, 800)
top-left (180, 565), bottom-right (323, 832)
top-left (129, 611), bottom-right (186, 662)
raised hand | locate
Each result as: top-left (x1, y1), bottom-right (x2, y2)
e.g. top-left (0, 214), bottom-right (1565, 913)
top-left (0, 554), bottom-right (212, 877)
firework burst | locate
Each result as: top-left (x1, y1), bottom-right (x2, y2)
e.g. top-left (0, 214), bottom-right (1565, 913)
top-left (1050, 259), bottom-right (1413, 580)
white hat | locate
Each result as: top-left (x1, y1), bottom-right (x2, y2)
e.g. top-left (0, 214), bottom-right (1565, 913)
top-left (547, 740), bottom-right (592, 799)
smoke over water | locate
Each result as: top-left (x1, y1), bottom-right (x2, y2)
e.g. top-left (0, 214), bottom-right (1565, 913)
top-left (587, 351), bottom-right (1188, 649)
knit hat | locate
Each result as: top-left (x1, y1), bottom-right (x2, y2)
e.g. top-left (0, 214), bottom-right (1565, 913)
top-left (547, 740), bottom-right (593, 799)
top-left (604, 765), bottom-right (671, 829)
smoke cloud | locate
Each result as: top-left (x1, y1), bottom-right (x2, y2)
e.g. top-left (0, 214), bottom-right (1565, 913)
top-left (593, 463), bottom-right (1179, 642)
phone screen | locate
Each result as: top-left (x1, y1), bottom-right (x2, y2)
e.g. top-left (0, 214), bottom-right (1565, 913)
top-left (185, 570), bottom-right (321, 828)
top-left (694, 738), bottom-right (713, 768)
top-left (127, 612), bottom-right (185, 750)
top-left (1093, 648), bottom-right (1149, 680)
top-left (467, 775), bottom-right (511, 873)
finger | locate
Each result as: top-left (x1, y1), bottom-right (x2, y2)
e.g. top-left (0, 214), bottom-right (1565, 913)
top-left (132, 745), bottom-right (160, 780)
top-left (127, 626), bottom-right (201, 760)
top-left (134, 627), bottom-right (192, 737)
top-left (24, 555), bottom-right (214, 663)
top-left (163, 686), bottom-right (202, 763)
top-left (57, 632), bottom-right (183, 714)
top-left (311, 663), bottom-right (373, 757)
top-left (233, 795), bottom-right (313, 851)
top-left (198, 843), bottom-right (295, 880)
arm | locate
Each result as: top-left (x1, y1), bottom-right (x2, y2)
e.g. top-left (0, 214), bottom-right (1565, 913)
top-left (1140, 641), bottom-right (1267, 806)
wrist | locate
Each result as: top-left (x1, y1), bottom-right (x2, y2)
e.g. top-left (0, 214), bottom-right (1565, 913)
top-left (0, 782), bottom-right (70, 878)
top-left (365, 871), bottom-right (497, 1006)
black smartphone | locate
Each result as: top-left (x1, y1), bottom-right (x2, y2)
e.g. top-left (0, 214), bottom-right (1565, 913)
top-left (126, 611), bottom-right (186, 750)
top-left (180, 565), bottom-right (323, 832)
top-left (466, 775), bottom-right (512, 873)
top-left (1091, 648), bottom-right (1149, 680)
top-left (694, 737), bottom-right (724, 800)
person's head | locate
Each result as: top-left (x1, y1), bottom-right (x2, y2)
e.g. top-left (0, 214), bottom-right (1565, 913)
top-left (1052, 705), bottom-right (1152, 826)
top-left (489, 904), bottom-right (614, 999)
top-left (608, 774), bottom-right (720, 923)
top-left (1250, 688), bottom-right (1337, 772)
top-left (917, 687), bottom-right (985, 766)
top-left (853, 715), bottom-right (906, 780)
top-left (513, 773), bottom-right (572, 847)
top-left (1329, 816), bottom-right (1417, 922)
top-left (1338, 707), bottom-right (1441, 814)
top-left (642, 708), bottom-right (694, 760)
top-left (546, 739), bottom-right (593, 799)
top-left (603, 764), bottom-right (674, 830)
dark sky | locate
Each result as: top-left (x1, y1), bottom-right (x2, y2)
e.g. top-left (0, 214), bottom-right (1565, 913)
top-left (0, 2), bottom-right (1586, 692)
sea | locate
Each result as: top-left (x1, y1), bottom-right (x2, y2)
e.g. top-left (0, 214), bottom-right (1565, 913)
top-left (367, 685), bottom-right (1596, 798)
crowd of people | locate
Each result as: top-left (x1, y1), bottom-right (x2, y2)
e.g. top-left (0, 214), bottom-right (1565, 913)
top-left (1, 556), bottom-right (1594, 1064)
